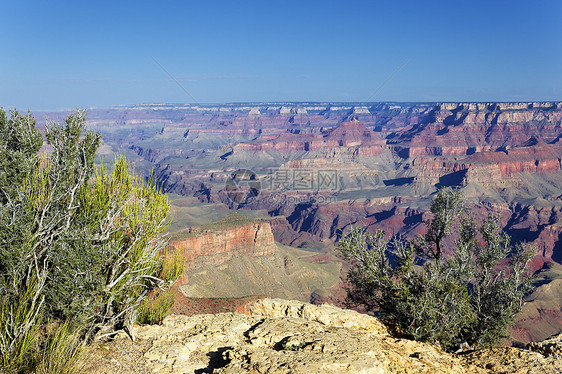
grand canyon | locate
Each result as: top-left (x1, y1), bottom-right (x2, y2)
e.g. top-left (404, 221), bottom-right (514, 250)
top-left (5, 1), bottom-right (561, 371)
top-left (41, 101), bottom-right (562, 345)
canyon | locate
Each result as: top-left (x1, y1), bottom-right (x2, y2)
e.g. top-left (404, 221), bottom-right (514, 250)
top-left (167, 211), bottom-right (341, 301)
top-left (40, 101), bottom-right (562, 343)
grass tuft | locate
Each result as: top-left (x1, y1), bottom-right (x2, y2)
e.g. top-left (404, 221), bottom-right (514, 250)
top-left (138, 289), bottom-right (177, 325)
top-left (161, 247), bottom-right (185, 283)
top-left (34, 322), bottom-right (84, 374)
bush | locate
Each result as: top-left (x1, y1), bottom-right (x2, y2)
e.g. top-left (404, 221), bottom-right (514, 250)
top-left (337, 188), bottom-right (534, 351)
top-left (137, 289), bottom-right (178, 325)
top-left (138, 248), bottom-right (185, 325)
top-left (160, 247), bottom-right (187, 284)
top-left (0, 109), bottom-right (181, 372)
top-left (0, 275), bottom-right (42, 373)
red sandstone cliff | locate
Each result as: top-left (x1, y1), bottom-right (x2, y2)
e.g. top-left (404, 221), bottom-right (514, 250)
top-left (411, 139), bottom-right (562, 186)
top-left (170, 214), bottom-right (277, 266)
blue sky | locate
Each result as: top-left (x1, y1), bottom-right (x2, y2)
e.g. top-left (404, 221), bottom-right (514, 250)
top-left (1, 0), bottom-right (561, 110)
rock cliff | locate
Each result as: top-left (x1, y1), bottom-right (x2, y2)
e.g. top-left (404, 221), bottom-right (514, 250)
top-left (168, 213), bottom-right (341, 300)
top-left (238, 120), bottom-right (385, 153)
top-left (83, 298), bottom-right (562, 374)
top-left (170, 213), bottom-right (277, 265)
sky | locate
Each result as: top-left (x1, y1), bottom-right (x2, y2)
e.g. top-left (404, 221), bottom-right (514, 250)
top-left (1, 0), bottom-right (561, 110)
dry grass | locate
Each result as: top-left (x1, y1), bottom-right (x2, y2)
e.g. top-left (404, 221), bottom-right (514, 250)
top-left (35, 322), bottom-right (84, 374)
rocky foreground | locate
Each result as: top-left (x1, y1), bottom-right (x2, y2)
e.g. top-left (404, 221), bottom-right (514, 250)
top-left (84, 299), bottom-right (561, 374)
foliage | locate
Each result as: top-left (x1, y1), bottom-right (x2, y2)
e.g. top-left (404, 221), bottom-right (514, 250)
top-left (138, 248), bottom-right (185, 325)
top-left (0, 275), bottom-right (42, 373)
top-left (337, 187), bottom-right (534, 350)
top-left (137, 289), bottom-right (177, 325)
top-left (160, 247), bottom-right (186, 284)
top-left (34, 322), bottom-right (84, 374)
top-left (280, 341), bottom-right (309, 351)
top-left (0, 109), bottom-right (181, 372)
top-left (0, 109), bottom-right (43, 203)
top-left (79, 155), bottom-right (172, 340)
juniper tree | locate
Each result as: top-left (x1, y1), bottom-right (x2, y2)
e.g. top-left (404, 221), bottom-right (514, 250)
top-left (337, 187), bottom-right (534, 350)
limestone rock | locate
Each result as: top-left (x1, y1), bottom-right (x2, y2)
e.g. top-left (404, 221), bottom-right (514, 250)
top-left (131, 299), bottom-right (466, 373)
top-left (526, 332), bottom-right (562, 357)
top-left (459, 346), bottom-right (562, 374)
top-left (249, 298), bottom-right (388, 334)
top-left (215, 316), bottom-right (465, 373)
top-left (84, 298), bottom-right (562, 374)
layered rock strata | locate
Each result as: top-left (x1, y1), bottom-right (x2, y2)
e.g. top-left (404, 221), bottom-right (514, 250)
top-left (170, 216), bottom-right (277, 265)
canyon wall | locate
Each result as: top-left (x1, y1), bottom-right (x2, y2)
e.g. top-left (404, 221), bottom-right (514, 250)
top-left (170, 215), bottom-right (277, 266)
top-left (51, 102), bottom-right (562, 267)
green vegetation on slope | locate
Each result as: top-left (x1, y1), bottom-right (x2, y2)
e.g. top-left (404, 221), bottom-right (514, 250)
top-left (0, 110), bottom-right (182, 373)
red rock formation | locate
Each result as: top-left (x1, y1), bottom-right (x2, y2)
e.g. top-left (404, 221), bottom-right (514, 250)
top-left (532, 224), bottom-right (562, 270)
top-left (171, 220), bottom-right (276, 266)
top-left (410, 140), bottom-right (562, 186)
top-left (238, 120), bottom-right (385, 153)
top-left (395, 102), bottom-right (562, 157)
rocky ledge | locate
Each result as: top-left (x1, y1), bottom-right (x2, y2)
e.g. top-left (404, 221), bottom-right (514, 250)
top-left (84, 299), bottom-right (562, 374)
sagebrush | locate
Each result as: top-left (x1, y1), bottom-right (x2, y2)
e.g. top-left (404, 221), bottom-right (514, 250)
top-left (337, 187), bottom-right (534, 350)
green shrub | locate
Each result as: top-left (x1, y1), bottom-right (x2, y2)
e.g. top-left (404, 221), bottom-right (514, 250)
top-left (161, 248), bottom-right (186, 283)
top-left (138, 248), bottom-right (185, 325)
top-left (337, 188), bottom-right (534, 351)
top-left (0, 276), bottom-right (42, 374)
top-left (137, 289), bottom-right (178, 325)
top-left (0, 109), bottom-right (181, 371)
